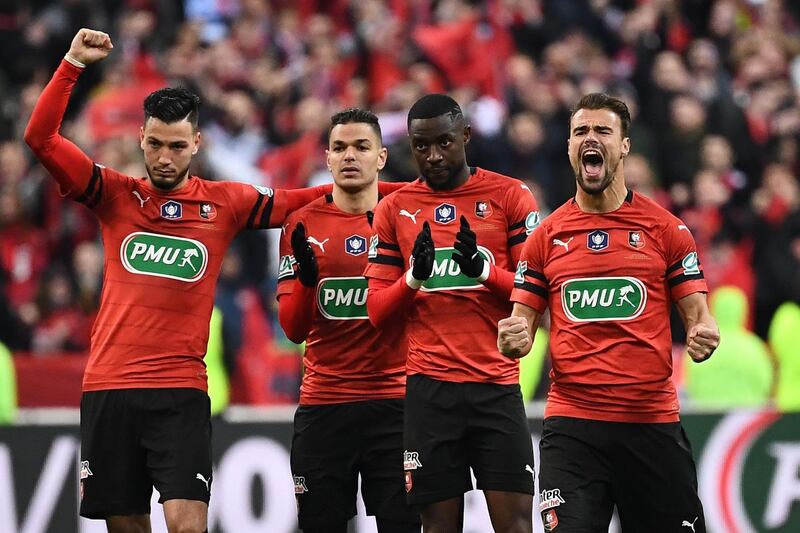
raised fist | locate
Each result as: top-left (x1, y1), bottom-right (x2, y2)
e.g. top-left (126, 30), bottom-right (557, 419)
top-left (67, 29), bottom-right (113, 65)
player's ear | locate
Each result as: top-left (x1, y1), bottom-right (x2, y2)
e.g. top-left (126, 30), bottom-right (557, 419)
top-left (325, 149), bottom-right (331, 171)
top-left (139, 126), bottom-right (145, 150)
top-left (463, 124), bottom-right (471, 145)
top-left (377, 146), bottom-right (388, 170)
top-left (192, 131), bottom-right (201, 155)
top-left (621, 136), bottom-right (630, 157)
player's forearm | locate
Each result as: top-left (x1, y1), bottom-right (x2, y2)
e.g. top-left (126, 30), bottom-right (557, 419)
top-left (23, 60), bottom-right (93, 190)
top-left (479, 263), bottom-right (514, 300)
top-left (366, 276), bottom-right (417, 328)
top-left (277, 283), bottom-right (316, 344)
top-left (271, 185), bottom-right (332, 228)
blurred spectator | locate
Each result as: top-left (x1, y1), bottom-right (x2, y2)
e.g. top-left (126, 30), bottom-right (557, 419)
top-left (30, 266), bottom-right (90, 354)
top-left (683, 286), bottom-right (773, 408)
top-left (0, 0), bottom-right (797, 391)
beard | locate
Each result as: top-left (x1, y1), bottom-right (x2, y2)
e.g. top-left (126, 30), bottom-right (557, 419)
top-left (574, 156), bottom-right (621, 195)
top-left (145, 161), bottom-right (191, 190)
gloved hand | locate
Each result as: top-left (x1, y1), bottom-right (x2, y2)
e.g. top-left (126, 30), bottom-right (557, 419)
top-left (291, 223), bottom-right (318, 287)
top-left (411, 221), bottom-right (434, 281)
top-left (452, 215), bottom-right (483, 278)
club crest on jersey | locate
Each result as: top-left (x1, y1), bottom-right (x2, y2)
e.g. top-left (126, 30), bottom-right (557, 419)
top-left (628, 231), bottom-right (644, 249)
top-left (543, 509), bottom-right (559, 531)
top-left (587, 230), bottom-right (609, 251)
top-left (161, 200), bottom-right (182, 220)
top-left (345, 235), bottom-right (367, 256)
top-left (293, 475), bottom-right (308, 494)
top-left (525, 211), bottom-right (541, 234)
top-left (251, 184), bottom-right (274, 197)
top-left (199, 202), bottom-right (217, 221)
top-left (434, 203), bottom-right (456, 224)
top-left (475, 200), bottom-right (492, 218)
top-left (405, 471), bottom-right (413, 493)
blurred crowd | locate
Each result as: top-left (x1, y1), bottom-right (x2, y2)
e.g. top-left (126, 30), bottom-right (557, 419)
top-left (0, 0), bottom-right (798, 398)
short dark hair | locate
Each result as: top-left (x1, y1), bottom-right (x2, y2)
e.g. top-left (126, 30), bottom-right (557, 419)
top-left (407, 94), bottom-right (463, 128)
top-left (329, 108), bottom-right (382, 143)
top-left (570, 93), bottom-right (631, 137)
top-left (143, 87), bottom-right (200, 129)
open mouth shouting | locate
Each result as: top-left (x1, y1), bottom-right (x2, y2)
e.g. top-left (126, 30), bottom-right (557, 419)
top-left (581, 145), bottom-right (605, 179)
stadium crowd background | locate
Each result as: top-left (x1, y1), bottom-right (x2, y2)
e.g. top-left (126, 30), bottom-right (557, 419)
top-left (0, 0), bottom-right (799, 412)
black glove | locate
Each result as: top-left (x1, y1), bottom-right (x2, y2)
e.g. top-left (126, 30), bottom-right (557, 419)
top-left (452, 215), bottom-right (484, 278)
top-left (291, 223), bottom-right (318, 287)
top-left (411, 221), bottom-right (434, 281)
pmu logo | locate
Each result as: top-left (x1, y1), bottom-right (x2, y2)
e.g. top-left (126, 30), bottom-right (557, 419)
top-left (120, 232), bottom-right (208, 282)
top-left (698, 411), bottom-right (800, 532)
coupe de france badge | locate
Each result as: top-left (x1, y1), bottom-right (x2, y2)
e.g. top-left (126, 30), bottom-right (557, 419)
top-left (434, 203), bottom-right (456, 224)
top-left (161, 200), bottom-right (182, 220)
top-left (587, 230), bottom-right (609, 251)
top-left (345, 235), bottom-right (367, 256)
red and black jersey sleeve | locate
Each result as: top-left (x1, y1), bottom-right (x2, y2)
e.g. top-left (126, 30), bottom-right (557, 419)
top-left (664, 218), bottom-right (708, 300)
top-left (504, 182), bottom-right (539, 263)
top-left (364, 196), bottom-right (404, 281)
top-left (276, 212), bottom-right (300, 296)
top-left (510, 223), bottom-right (549, 313)
top-left (225, 183), bottom-right (333, 231)
top-left (24, 60), bottom-right (96, 198)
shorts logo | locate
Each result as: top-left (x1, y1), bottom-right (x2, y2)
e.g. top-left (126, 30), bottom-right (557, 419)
top-left (475, 200), bottom-right (492, 218)
top-left (199, 202), bottom-right (217, 221)
top-left (434, 203), bottom-right (456, 224)
top-left (682, 251), bottom-right (700, 275)
top-left (368, 235), bottom-right (379, 259)
top-left (345, 235), bottom-right (367, 256)
top-left (161, 200), bottom-right (182, 220)
top-left (587, 229), bottom-right (609, 251)
top-left (405, 471), bottom-right (413, 493)
top-left (195, 472), bottom-right (211, 492)
top-left (294, 475), bottom-right (308, 494)
top-left (404, 450), bottom-right (422, 470)
top-left (543, 509), bottom-right (559, 531)
top-left (80, 461), bottom-right (93, 480)
top-left (539, 488), bottom-right (566, 511)
top-left (628, 231), bottom-right (644, 249)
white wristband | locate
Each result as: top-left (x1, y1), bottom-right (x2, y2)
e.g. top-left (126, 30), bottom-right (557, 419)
top-left (405, 269), bottom-right (424, 290)
top-left (64, 53), bottom-right (86, 68)
top-left (477, 260), bottom-right (491, 282)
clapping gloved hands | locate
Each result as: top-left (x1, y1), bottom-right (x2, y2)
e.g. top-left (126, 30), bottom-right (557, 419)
top-left (452, 215), bottom-right (484, 278)
top-left (410, 221), bottom-right (434, 281)
top-left (291, 223), bottom-right (318, 287)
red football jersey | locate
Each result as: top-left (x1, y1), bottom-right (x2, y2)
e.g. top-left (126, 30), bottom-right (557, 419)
top-left (364, 167), bottom-right (539, 384)
top-left (80, 166), bottom-right (291, 392)
top-left (277, 195), bottom-right (407, 404)
top-left (511, 191), bottom-right (708, 422)
top-left (24, 60), bottom-right (334, 393)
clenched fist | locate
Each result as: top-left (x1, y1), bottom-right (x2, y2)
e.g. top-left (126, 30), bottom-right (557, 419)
top-left (497, 316), bottom-right (532, 359)
top-left (67, 28), bottom-right (113, 66)
top-left (686, 323), bottom-right (720, 362)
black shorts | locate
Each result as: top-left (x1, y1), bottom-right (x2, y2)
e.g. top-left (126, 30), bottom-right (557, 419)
top-left (291, 398), bottom-right (420, 529)
top-left (79, 388), bottom-right (212, 519)
top-left (538, 416), bottom-right (705, 533)
top-left (404, 375), bottom-right (535, 505)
